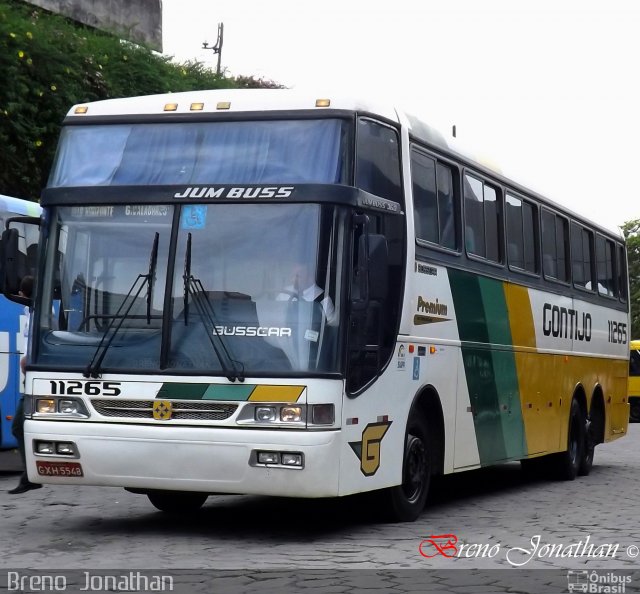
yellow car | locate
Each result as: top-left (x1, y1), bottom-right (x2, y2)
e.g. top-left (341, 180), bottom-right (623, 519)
top-left (630, 340), bottom-right (640, 422)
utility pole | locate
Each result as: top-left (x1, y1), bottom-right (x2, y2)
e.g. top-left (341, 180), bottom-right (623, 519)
top-left (202, 23), bottom-right (224, 76)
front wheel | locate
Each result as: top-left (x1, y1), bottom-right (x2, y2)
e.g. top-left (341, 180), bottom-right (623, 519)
top-left (630, 398), bottom-right (640, 423)
top-left (147, 490), bottom-right (208, 514)
top-left (383, 414), bottom-right (432, 522)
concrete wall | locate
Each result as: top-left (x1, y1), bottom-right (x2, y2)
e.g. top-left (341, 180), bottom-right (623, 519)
top-left (23, 0), bottom-right (162, 51)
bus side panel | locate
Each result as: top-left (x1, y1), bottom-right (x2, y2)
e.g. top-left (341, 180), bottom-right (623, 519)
top-left (338, 261), bottom-right (470, 495)
top-left (0, 298), bottom-right (25, 449)
top-left (404, 262), bottom-right (481, 472)
top-left (528, 290), bottom-right (630, 442)
top-left (448, 272), bottom-right (629, 466)
top-left (505, 285), bottom-right (565, 455)
top-left (449, 270), bottom-right (528, 465)
top-left (338, 338), bottom-right (462, 495)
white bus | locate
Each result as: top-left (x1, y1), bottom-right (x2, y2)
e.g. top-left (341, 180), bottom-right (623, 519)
top-left (7, 89), bottom-right (629, 521)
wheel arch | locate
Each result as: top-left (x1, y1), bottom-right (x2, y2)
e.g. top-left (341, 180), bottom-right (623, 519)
top-left (572, 383), bottom-right (588, 419)
top-left (589, 384), bottom-right (606, 445)
top-left (409, 385), bottom-right (445, 476)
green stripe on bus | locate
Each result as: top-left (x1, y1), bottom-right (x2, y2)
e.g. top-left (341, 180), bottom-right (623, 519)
top-left (203, 384), bottom-right (256, 401)
top-left (157, 383), bottom-right (257, 400)
top-left (449, 270), bottom-right (527, 465)
top-left (157, 383), bottom-right (209, 400)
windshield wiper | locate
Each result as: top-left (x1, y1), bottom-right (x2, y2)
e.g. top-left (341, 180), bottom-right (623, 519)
top-left (83, 233), bottom-right (159, 379)
top-left (147, 232), bottom-right (159, 324)
top-left (183, 233), bottom-right (245, 382)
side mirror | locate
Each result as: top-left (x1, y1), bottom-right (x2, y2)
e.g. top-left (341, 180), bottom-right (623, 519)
top-left (351, 214), bottom-right (389, 311)
top-left (1, 228), bottom-right (20, 295)
top-left (1, 225), bottom-right (35, 307)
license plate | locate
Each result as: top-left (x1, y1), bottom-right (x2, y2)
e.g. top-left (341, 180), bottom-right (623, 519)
top-left (36, 461), bottom-right (84, 477)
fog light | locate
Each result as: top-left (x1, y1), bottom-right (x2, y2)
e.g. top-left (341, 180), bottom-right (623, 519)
top-left (311, 404), bottom-right (335, 425)
top-left (36, 441), bottom-right (55, 454)
top-left (59, 399), bottom-right (79, 414)
top-left (36, 399), bottom-right (56, 414)
top-left (281, 453), bottom-right (303, 467)
top-left (280, 406), bottom-right (302, 422)
top-left (257, 451), bottom-right (280, 464)
top-left (56, 442), bottom-right (75, 455)
top-left (255, 406), bottom-right (277, 422)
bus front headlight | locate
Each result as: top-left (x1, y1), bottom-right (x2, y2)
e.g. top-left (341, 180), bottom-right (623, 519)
top-left (36, 399), bottom-right (56, 414)
top-left (34, 397), bottom-right (90, 418)
top-left (59, 399), bottom-right (80, 414)
top-left (280, 406), bottom-right (302, 423)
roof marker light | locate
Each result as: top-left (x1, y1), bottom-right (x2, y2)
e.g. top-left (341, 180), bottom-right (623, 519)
top-left (74, 106), bottom-right (88, 114)
top-left (315, 99), bottom-right (331, 108)
top-left (216, 101), bottom-right (231, 110)
top-left (190, 102), bottom-right (204, 111)
top-left (164, 103), bottom-right (178, 112)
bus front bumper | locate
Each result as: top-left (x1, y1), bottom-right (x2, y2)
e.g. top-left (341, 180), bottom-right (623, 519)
top-left (24, 420), bottom-right (341, 497)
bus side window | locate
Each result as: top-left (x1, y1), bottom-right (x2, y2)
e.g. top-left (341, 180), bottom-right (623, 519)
top-left (464, 174), bottom-right (486, 258)
top-left (542, 209), bottom-right (569, 282)
top-left (570, 222), bottom-right (594, 291)
top-left (596, 234), bottom-right (615, 297)
top-left (411, 151), bottom-right (438, 244)
top-left (411, 149), bottom-right (457, 250)
top-left (617, 244), bottom-right (628, 302)
top-left (506, 192), bottom-right (539, 273)
top-left (463, 172), bottom-right (503, 262)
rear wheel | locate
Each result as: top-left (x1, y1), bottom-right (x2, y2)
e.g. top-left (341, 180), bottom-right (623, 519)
top-left (552, 399), bottom-right (585, 481)
top-left (578, 417), bottom-right (595, 476)
top-left (147, 490), bottom-right (208, 514)
top-left (384, 413), bottom-right (432, 522)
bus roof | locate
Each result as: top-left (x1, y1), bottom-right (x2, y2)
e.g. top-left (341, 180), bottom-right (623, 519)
top-left (64, 88), bottom-right (620, 238)
top-left (0, 194), bottom-right (41, 216)
top-left (66, 88), bottom-right (401, 122)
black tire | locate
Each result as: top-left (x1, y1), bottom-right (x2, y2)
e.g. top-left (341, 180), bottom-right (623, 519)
top-left (578, 417), bottom-right (595, 476)
top-left (552, 399), bottom-right (585, 481)
top-left (147, 490), bottom-right (208, 514)
top-left (383, 413), bottom-right (432, 522)
top-left (630, 399), bottom-right (640, 423)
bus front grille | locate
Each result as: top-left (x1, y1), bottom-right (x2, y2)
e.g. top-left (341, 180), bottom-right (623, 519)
top-left (91, 399), bottom-right (238, 421)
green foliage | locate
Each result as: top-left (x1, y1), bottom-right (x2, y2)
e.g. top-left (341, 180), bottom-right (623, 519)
top-left (621, 219), bottom-right (640, 339)
top-left (0, 0), bottom-right (279, 200)
top-left (233, 75), bottom-right (285, 89)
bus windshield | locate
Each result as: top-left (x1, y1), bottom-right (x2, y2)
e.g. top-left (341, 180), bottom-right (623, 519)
top-left (49, 119), bottom-right (347, 187)
top-left (36, 202), bottom-right (343, 375)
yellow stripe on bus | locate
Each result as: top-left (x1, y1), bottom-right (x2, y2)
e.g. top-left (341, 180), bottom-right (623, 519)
top-left (504, 284), bottom-right (536, 350)
top-left (248, 385), bottom-right (305, 402)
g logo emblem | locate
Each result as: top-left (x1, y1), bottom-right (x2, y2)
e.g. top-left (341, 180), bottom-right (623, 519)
top-left (349, 421), bottom-right (392, 476)
top-left (153, 400), bottom-right (173, 420)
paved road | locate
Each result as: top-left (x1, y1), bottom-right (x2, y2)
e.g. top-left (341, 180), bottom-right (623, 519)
top-left (0, 426), bottom-right (638, 592)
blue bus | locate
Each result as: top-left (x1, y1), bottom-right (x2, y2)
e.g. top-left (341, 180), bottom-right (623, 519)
top-left (0, 194), bottom-right (41, 449)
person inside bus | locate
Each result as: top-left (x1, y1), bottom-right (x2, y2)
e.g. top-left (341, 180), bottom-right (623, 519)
top-left (273, 260), bottom-right (338, 371)
top-left (9, 275), bottom-right (42, 494)
top-left (276, 260), bottom-right (337, 326)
